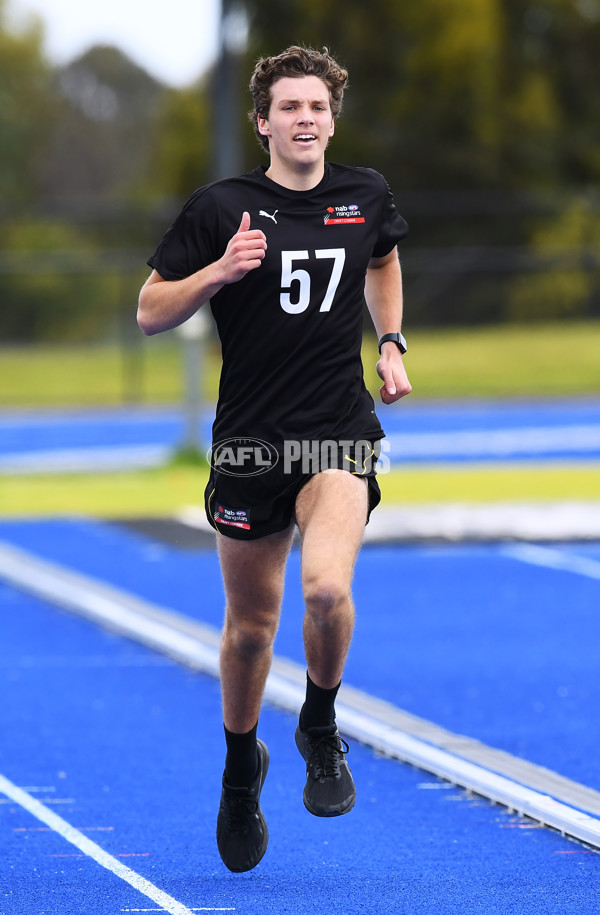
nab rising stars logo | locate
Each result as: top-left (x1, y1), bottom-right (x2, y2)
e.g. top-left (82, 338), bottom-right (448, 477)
top-left (324, 204), bottom-right (365, 226)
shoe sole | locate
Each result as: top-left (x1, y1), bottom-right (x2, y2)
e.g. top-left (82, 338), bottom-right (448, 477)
top-left (295, 726), bottom-right (356, 818)
top-left (241, 739), bottom-right (270, 871)
top-left (303, 790), bottom-right (356, 818)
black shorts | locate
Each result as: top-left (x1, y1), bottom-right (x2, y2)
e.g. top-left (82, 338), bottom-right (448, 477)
top-left (204, 438), bottom-right (382, 541)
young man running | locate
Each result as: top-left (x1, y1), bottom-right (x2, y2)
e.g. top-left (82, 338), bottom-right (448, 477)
top-left (138, 45), bottom-right (411, 873)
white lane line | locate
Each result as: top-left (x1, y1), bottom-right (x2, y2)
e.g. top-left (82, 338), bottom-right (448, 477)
top-left (332, 702), bottom-right (600, 849)
top-left (0, 445), bottom-right (170, 475)
top-left (0, 797), bottom-right (74, 804)
top-left (0, 774), bottom-right (196, 915)
top-left (2, 540), bottom-right (600, 849)
top-left (15, 826), bottom-right (114, 832)
top-left (21, 786), bottom-right (56, 792)
top-left (179, 501), bottom-right (600, 544)
top-left (503, 543), bottom-right (600, 581)
top-left (0, 541), bottom-right (221, 676)
top-left (386, 424), bottom-right (600, 459)
top-left (2, 424), bottom-right (599, 473)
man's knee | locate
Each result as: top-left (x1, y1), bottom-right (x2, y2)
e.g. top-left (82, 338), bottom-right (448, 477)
top-left (223, 611), bottom-right (278, 659)
top-left (303, 575), bottom-right (350, 625)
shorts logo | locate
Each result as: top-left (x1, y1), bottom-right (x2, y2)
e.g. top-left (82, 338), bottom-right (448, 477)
top-left (209, 437), bottom-right (279, 477)
top-left (324, 204), bottom-right (365, 226)
top-left (214, 504), bottom-right (251, 530)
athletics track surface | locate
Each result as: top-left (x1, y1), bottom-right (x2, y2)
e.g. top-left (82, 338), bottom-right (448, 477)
top-left (1, 517), bottom-right (600, 914)
top-left (2, 400), bottom-right (600, 472)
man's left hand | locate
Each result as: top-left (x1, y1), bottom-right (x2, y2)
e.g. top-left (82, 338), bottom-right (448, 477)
top-left (376, 347), bottom-right (412, 404)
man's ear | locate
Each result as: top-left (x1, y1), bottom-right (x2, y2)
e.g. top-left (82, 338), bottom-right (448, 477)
top-left (328, 117), bottom-right (335, 138)
top-left (257, 115), bottom-right (270, 138)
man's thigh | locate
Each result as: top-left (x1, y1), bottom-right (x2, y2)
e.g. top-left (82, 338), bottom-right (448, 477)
top-left (295, 470), bottom-right (368, 587)
top-left (217, 524), bottom-right (295, 616)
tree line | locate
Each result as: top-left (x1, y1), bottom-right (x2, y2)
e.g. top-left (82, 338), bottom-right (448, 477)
top-left (1, 0), bottom-right (599, 341)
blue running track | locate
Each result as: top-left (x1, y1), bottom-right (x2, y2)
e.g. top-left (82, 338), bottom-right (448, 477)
top-left (1, 518), bottom-right (600, 914)
top-left (1, 399), bottom-right (600, 471)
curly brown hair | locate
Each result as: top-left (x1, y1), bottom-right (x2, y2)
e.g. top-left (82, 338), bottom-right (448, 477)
top-left (248, 46), bottom-right (349, 152)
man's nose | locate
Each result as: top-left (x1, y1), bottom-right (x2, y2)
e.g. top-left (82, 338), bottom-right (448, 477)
top-left (297, 107), bottom-right (314, 123)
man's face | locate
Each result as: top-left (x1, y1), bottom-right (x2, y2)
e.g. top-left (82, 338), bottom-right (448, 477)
top-left (257, 75), bottom-right (335, 173)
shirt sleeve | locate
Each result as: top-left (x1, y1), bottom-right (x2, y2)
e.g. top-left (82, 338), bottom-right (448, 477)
top-left (147, 187), bottom-right (220, 281)
top-left (371, 175), bottom-right (409, 259)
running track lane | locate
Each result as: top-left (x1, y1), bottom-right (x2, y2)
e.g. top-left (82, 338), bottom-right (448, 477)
top-left (2, 400), bottom-right (600, 471)
top-left (0, 519), bottom-right (598, 791)
top-left (2, 573), bottom-right (600, 914)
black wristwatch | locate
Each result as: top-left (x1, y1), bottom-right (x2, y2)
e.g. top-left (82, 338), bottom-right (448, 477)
top-left (378, 332), bottom-right (407, 355)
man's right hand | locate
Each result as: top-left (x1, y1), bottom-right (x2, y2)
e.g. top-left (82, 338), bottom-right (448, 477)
top-left (219, 212), bottom-right (267, 284)
top-left (137, 212), bottom-right (267, 336)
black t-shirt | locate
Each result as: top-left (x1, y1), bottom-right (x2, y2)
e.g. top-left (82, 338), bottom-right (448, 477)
top-left (148, 163), bottom-right (408, 448)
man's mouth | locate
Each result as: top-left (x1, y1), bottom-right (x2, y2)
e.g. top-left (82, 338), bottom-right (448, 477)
top-left (293, 134), bottom-right (317, 143)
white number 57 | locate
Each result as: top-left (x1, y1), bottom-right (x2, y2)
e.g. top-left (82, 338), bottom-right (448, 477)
top-left (280, 248), bottom-right (345, 315)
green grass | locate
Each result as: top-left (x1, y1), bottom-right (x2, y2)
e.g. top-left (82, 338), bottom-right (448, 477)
top-left (0, 463), bottom-right (208, 517)
top-left (365, 321), bottom-right (600, 400)
top-left (1, 321), bottom-right (598, 518)
top-left (2, 463), bottom-right (599, 519)
top-left (0, 340), bottom-right (187, 408)
top-left (379, 463), bottom-right (600, 504)
top-left (1, 320), bottom-right (599, 408)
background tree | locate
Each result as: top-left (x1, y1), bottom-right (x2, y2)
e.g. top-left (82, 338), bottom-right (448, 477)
top-left (0, 0), bottom-right (54, 211)
top-left (41, 45), bottom-right (165, 203)
top-left (239, 0), bottom-right (600, 323)
top-left (149, 82), bottom-right (211, 200)
top-left (2, 0), bottom-right (599, 340)
top-left (0, 17), bottom-right (169, 341)
top-left (242, 0), bottom-right (600, 191)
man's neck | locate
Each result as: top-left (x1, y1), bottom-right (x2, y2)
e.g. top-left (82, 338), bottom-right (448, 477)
top-left (264, 160), bottom-right (325, 191)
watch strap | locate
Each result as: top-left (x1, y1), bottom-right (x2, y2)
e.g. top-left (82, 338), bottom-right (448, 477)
top-left (378, 332), bottom-right (407, 355)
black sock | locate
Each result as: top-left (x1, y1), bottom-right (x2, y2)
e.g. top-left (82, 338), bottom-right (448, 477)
top-left (224, 722), bottom-right (259, 787)
top-left (299, 672), bottom-right (340, 731)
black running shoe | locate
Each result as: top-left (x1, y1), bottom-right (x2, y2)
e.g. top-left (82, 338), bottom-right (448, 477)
top-left (295, 723), bottom-right (356, 817)
top-left (216, 739), bottom-right (269, 872)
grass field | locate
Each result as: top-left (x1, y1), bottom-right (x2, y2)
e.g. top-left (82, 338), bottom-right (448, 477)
top-left (1, 320), bottom-right (600, 408)
top-left (1, 462), bottom-right (599, 518)
top-left (1, 321), bottom-right (598, 517)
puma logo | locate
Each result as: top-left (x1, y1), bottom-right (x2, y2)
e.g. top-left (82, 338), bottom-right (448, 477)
top-left (259, 209), bottom-right (278, 225)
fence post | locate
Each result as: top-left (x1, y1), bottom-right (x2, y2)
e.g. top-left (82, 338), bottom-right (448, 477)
top-left (175, 309), bottom-right (210, 455)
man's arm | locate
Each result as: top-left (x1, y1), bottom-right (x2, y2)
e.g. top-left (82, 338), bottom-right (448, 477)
top-left (364, 249), bottom-right (412, 404)
top-left (137, 212), bottom-right (267, 336)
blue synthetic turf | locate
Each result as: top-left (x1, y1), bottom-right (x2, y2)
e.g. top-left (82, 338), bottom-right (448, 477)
top-left (1, 519), bottom-right (598, 791)
top-left (2, 575), bottom-right (600, 915)
top-left (2, 399), bottom-right (600, 463)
